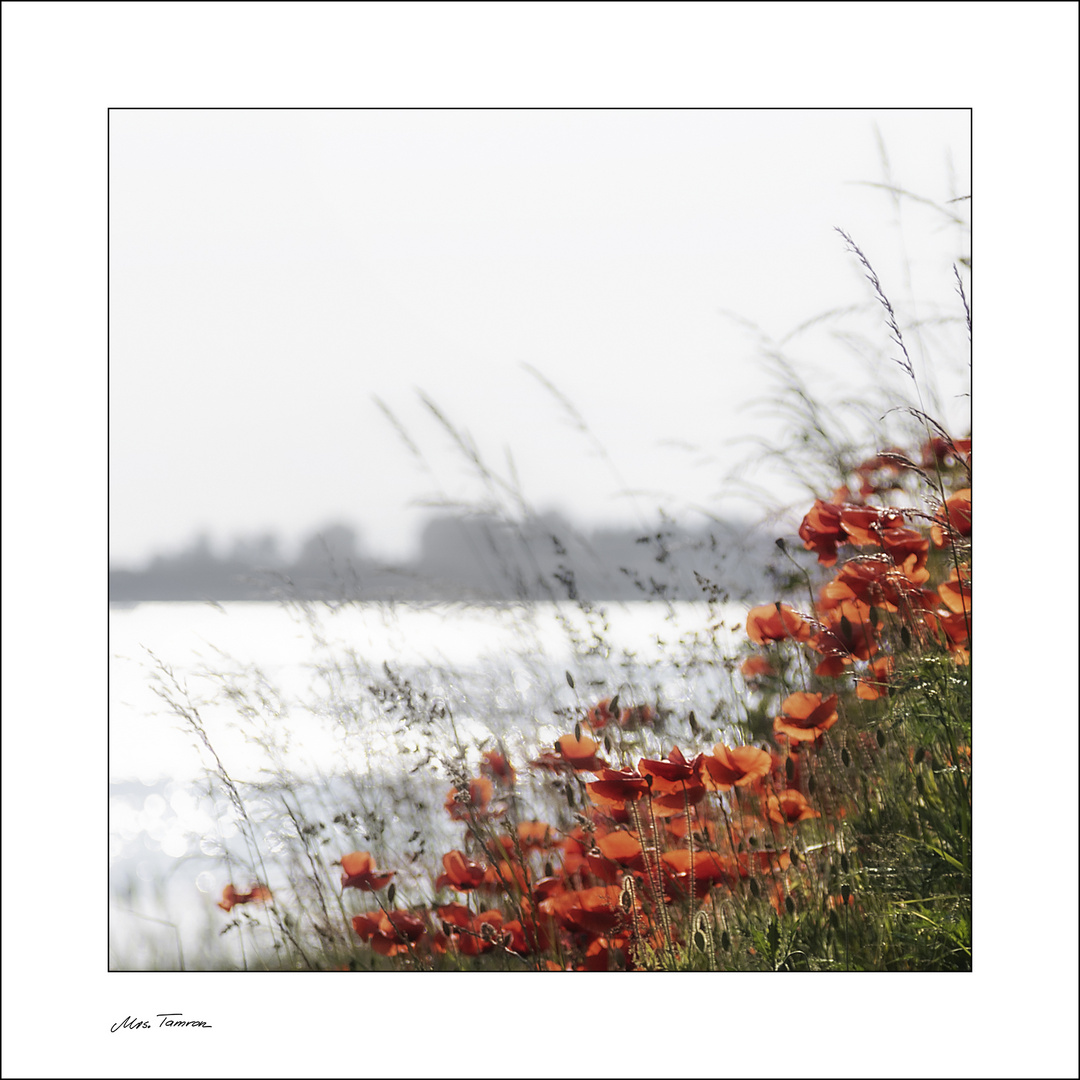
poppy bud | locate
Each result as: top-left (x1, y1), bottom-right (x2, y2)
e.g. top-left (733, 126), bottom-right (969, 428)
top-left (387, 883), bottom-right (396, 905)
top-left (841, 884), bottom-right (851, 902)
top-left (840, 853), bottom-right (849, 873)
top-left (609, 694), bottom-right (620, 715)
top-left (574, 721), bottom-right (581, 741)
top-left (565, 671), bottom-right (575, 688)
top-left (914, 747), bottom-right (927, 765)
top-left (842, 747), bottom-right (851, 767)
top-left (785, 895), bottom-right (796, 915)
top-left (876, 728), bottom-right (886, 748)
top-left (721, 929), bottom-right (731, 951)
top-left (900, 625), bottom-right (912, 649)
top-left (749, 878), bottom-right (761, 898)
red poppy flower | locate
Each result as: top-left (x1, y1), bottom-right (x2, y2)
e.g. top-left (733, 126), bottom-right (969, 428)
top-left (799, 500), bottom-right (845, 565)
top-left (587, 766), bottom-right (650, 808)
top-left (931, 488), bottom-right (972, 548)
top-left (638, 746), bottom-right (702, 784)
top-left (340, 851), bottom-right (395, 892)
top-left (436, 850), bottom-right (488, 891)
top-left (585, 698), bottom-right (620, 730)
top-left (516, 820), bottom-right (556, 852)
top-left (661, 849), bottom-right (738, 893)
top-left (351, 910), bottom-right (426, 957)
top-left (774, 692), bottom-right (839, 743)
top-left (856, 656), bottom-right (895, 701)
top-left (812, 600), bottom-right (878, 665)
top-left (921, 437), bottom-right (971, 469)
top-left (937, 565), bottom-right (971, 615)
top-left (839, 504), bottom-right (905, 547)
top-left (482, 859), bottom-right (531, 893)
top-left (821, 556), bottom-right (922, 612)
top-left (639, 748), bottom-right (709, 811)
top-left (481, 749), bottom-right (516, 786)
top-left (529, 750), bottom-right (574, 773)
top-left (444, 776), bottom-right (494, 820)
top-left (740, 655), bottom-right (776, 679)
top-left (881, 527), bottom-right (930, 583)
top-left (436, 904), bottom-right (505, 956)
top-left (925, 607), bottom-right (970, 656)
top-left (542, 885), bottom-right (627, 935)
top-left (594, 829), bottom-right (646, 872)
top-left (555, 733), bottom-right (606, 773)
top-left (702, 744), bottom-right (772, 791)
top-left (746, 603), bottom-right (814, 645)
top-left (502, 915), bottom-right (550, 956)
top-left (766, 789), bottom-right (822, 825)
top-left (217, 883), bottom-right (272, 912)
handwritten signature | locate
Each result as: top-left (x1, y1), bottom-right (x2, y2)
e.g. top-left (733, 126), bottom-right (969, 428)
top-left (111, 1014), bottom-right (212, 1032)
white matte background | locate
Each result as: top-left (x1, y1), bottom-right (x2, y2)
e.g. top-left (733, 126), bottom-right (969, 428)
top-left (3, 3), bottom-right (1078, 1079)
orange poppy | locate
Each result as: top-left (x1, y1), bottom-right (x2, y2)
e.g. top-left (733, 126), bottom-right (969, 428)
top-left (766, 789), bottom-right (822, 825)
top-left (436, 850), bottom-right (488, 892)
top-left (821, 556), bottom-right (922, 612)
top-left (838, 504), bottom-right (905, 547)
top-left (542, 885), bottom-right (628, 935)
top-left (881, 527), bottom-right (930, 583)
top-left (444, 776), bottom-right (494, 820)
top-left (639, 748), bottom-right (709, 811)
top-left (702, 744), bottom-right (772, 791)
top-left (436, 904), bottom-right (505, 956)
top-left (217, 883), bottom-right (272, 913)
top-left (921, 436), bottom-right (970, 469)
top-left (340, 851), bottom-right (395, 892)
top-left (481, 749), bottom-right (516, 786)
top-left (856, 656), bottom-right (895, 701)
top-left (638, 746), bottom-right (702, 784)
top-left (938, 565), bottom-right (971, 615)
top-left (587, 766), bottom-right (650, 808)
top-left (482, 859), bottom-right (532, 893)
top-left (746, 602), bottom-right (814, 645)
top-left (931, 488), bottom-right (972, 548)
top-left (585, 698), bottom-right (620, 730)
top-left (516, 820), bottom-right (556, 852)
top-left (926, 607), bottom-right (970, 654)
top-left (351, 910), bottom-right (426, 957)
top-left (594, 829), bottom-right (646, 872)
top-left (661, 849), bottom-right (738, 893)
top-left (799, 500), bottom-right (845, 565)
top-left (555, 733), bottom-right (607, 773)
top-left (774, 692), bottom-right (839, 743)
top-left (740, 655), bottom-right (776, 679)
top-left (812, 600), bottom-right (878, 665)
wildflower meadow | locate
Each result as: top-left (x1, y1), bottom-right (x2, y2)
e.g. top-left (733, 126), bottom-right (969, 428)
top-left (137, 212), bottom-right (971, 974)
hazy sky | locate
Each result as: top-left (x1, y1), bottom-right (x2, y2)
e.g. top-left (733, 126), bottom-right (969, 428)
top-left (110, 109), bottom-right (970, 567)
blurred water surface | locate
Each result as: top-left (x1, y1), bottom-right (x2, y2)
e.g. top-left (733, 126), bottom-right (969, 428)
top-left (109, 599), bottom-right (751, 968)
